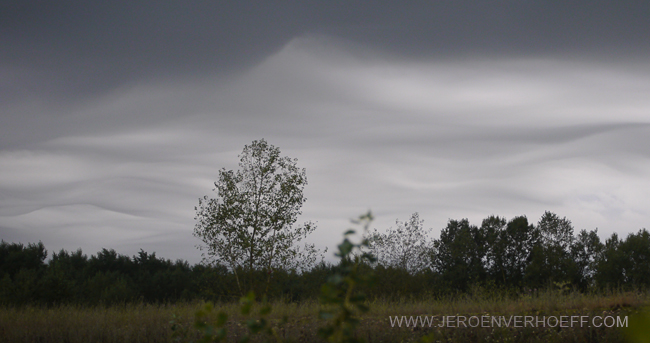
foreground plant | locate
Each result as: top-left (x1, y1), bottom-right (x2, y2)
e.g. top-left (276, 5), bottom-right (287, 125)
top-left (171, 292), bottom-right (282, 343)
top-left (318, 212), bottom-right (376, 343)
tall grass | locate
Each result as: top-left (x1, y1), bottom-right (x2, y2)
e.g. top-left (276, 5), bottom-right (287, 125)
top-left (370, 287), bottom-right (646, 316)
top-left (0, 290), bottom-right (645, 342)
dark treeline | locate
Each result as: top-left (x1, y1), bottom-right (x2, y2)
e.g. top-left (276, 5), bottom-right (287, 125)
top-left (1, 211), bottom-right (649, 306)
top-left (366, 211), bottom-right (650, 297)
top-left (0, 242), bottom-right (335, 306)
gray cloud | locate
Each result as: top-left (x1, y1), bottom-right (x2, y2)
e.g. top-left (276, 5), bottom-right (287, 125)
top-left (2, 4), bottom-right (649, 262)
top-left (3, 2), bottom-right (648, 114)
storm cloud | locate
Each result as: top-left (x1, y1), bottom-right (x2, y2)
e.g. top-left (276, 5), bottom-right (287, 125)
top-left (2, 2), bottom-right (649, 263)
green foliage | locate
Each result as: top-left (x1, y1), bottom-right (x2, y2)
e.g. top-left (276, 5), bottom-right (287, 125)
top-left (194, 139), bottom-right (320, 296)
top-left (433, 218), bottom-right (487, 292)
top-left (596, 233), bottom-right (626, 288)
top-left (597, 229), bottom-right (650, 289)
top-left (626, 307), bottom-right (650, 343)
top-left (525, 212), bottom-right (576, 288)
top-left (318, 211), bottom-right (376, 343)
top-left (39, 262), bottom-right (75, 305)
top-left (366, 212), bottom-right (431, 274)
top-left (369, 265), bottom-right (437, 299)
top-left (538, 211), bottom-right (574, 252)
top-left (619, 230), bottom-right (650, 286)
top-left (501, 216), bottom-right (539, 286)
top-left (12, 269), bottom-right (41, 305)
top-left (0, 241), bottom-right (47, 279)
top-left (171, 291), bottom-right (283, 343)
top-left (570, 228), bottom-right (603, 289)
top-left (170, 301), bottom-right (228, 343)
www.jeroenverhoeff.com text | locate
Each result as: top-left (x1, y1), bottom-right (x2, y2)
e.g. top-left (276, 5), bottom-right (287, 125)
top-left (389, 315), bottom-right (628, 328)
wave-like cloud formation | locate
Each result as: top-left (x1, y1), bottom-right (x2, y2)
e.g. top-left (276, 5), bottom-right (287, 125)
top-left (1, 36), bottom-right (649, 263)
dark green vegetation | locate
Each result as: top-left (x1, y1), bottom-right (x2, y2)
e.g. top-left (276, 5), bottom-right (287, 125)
top-left (1, 213), bottom-right (650, 306)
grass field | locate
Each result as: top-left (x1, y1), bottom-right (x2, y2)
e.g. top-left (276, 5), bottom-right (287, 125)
top-left (0, 290), bottom-right (646, 342)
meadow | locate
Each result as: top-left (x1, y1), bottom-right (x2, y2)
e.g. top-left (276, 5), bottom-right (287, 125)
top-left (0, 289), bottom-right (645, 343)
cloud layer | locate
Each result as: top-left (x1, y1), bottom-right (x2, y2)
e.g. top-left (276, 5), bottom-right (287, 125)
top-left (2, 34), bottom-right (649, 262)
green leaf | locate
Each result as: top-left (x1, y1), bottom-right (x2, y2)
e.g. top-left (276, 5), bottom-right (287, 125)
top-left (216, 312), bottom-right (228, 326)
top-left (626, 309), bottom-right (650, 343)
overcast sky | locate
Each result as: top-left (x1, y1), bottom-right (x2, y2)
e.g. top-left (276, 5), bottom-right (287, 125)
top-left (2, 1), bottom-right (649, 264)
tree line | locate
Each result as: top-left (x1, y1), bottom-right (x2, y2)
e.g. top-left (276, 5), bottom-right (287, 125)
top-left (0, 212), bottom-right (648, 306)
top-left (0, 241), bottom-right (328, 306)
top-left (366, 211), bottom-right (649, 295)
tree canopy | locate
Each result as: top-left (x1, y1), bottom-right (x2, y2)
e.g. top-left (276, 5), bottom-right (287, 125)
top-left (193, 139), bottom-right (319, 295)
